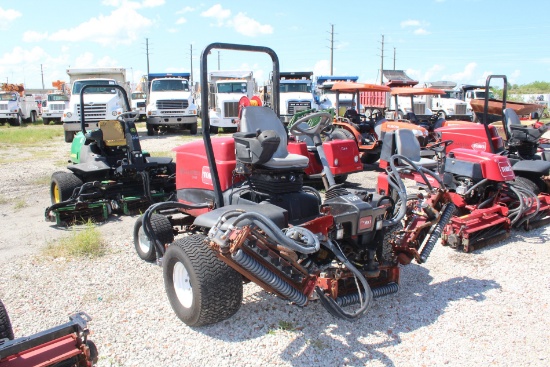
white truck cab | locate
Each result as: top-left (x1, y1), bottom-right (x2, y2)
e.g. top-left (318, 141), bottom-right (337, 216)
top-left (208, 70), bottom-right (255, 134)
top-left (42, 92), bottom-right (69, 125)
top-left (425, 81), bottom-right (472, 120)
top-left (146, 73), bottom-right (198, 136)
top-left (0, 89), bottom-right (39, 126)
top-left (278, 71), bottom-right (318, 124)
top-left (314, 76), bottom-right (359, 113)
top-left (131, 92), bottom-right (147, 121)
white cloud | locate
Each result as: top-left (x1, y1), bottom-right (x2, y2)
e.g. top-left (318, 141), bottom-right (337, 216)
top-left (442, 62), bottom-right (478, 83)
top-left (201, 6), bottom-right (272, 37)
top-left (102, 0), bottom-right (164, 8)
top-left (23, 31), bottom-right (49, 43)
top-left (176, 17), bottom-right (187, 25)
top-left (177, 6), bottom-right (195, 14)
top-left (231, 13), bottom-right (273, 37)
top-left (509, 69), bottom-right (521, 84)
top-left (201, 4), bottom-right (231, 26)
top-left (0, 7), bottom-right (21, 29)
top-left (49, 5), bottom-right (153, 46)
top-left (423, 64), bottom-right (445, 81)
top-left (141, 0), bottom-right (165, 7)
top-left (73, 52), bottom-right (119, 69)
top-left (401, 20), bottom-right (420, 28)
top-left (414, 28), bottom-right (430, 35)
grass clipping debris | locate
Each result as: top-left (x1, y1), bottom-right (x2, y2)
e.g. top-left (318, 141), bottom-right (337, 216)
top-left (44, 221), bottom-right (106, 259)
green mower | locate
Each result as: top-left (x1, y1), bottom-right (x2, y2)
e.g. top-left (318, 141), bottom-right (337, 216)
top-left (45, 84), bottom-right (175, 225)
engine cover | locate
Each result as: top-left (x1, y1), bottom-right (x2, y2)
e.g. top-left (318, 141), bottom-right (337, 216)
top-left (323, 193), bottom-right (387, 234)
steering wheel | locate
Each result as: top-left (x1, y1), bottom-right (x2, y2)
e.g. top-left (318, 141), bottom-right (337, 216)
top-left (428, 139), bottom-right (454, 153)
top-left (288, 111), bottom-right (333, 137)
top-left (117, 111), bottom-right (139, 122)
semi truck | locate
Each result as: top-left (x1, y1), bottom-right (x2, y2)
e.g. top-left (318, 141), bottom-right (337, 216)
top-left (0, 83), bottom-right (39, 126)
top-left (263, 71), bottom-right (318, 124)
top-left (424, 81), bottom-right (473, 120)
top-left (131, 91), bottom-right (147, 121)
top-left (62, 68), bottom-right (129, 143)
top-left (146, 73), bottom-right (198, 136)
top-left (207, 70), bottom-right (255, 133)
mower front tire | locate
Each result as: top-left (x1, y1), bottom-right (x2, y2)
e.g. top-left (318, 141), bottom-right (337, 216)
top-left (50, 171), bottom-right (83, 204)
top-left (134, 214), bottom-right (174, 262)
top-left (163, 234), bottom-right (243, 327)
top-left (0, 300), bottom-right (14, 341)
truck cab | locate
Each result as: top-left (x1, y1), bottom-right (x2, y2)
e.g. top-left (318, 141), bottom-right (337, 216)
top-left (42, 92), bottom-right (69, 125)
top-left (146, 73), bottom-right (198, 136)
top-left (277, 72), bottom-right (318, 124)
top-left (314, 76), bottom-right (359, 113)
top-left (62, 79), bottom-right (125, 143)
top-left (207, 71), bottom-right (255, 134)
top-left (131, 91), bottom-right (147, 121)
top-left (0, 90), bottom-right (38, 126)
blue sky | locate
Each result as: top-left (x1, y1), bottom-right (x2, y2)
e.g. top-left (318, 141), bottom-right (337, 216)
top-left (1, 0), bottom-right (548, 89)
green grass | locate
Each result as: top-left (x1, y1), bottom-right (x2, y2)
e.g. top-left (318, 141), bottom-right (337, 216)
top-left (0, 195), bottom-right (8, 205)
top-left (0, 124), bottom-right (63, 145)
top-left (43, 221), bottom-right (106, 259)
top-left (13, 199), bottom-right (27, 210)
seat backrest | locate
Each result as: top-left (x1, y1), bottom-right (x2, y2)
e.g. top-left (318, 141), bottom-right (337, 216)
top-left (373, 118), bottom-right (388, 138)
top-left (99, 120), bottom-right (126, 147)
top-left (503, 108), bottom-right (521, 137)
top-left (395, 129), bottom-right (421, 162)
top-left (240, 106), bottom-right (288, 159)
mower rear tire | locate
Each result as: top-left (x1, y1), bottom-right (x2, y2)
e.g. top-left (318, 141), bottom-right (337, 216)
top-left (163, 234), bottom-right (243, 327)
top-left (513, 176), bottom-right (541, 195)
top-left (134, 214), bottom-right (174, 262)
top-left (334, 174), bottom-right (348, 184)
top-left (361, 153), bottom-right (380, 164)
top-left (0, 300), bottom-right (14, 341)
top-left (64, 130), bottom-right (74, 143)
top-left (50, 171), bottom-right (83, 204)
top-left (329, 128), bottom-right (354, 141)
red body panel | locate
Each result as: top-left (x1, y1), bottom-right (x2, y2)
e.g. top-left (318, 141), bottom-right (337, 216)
top-left (320, 140), bottom-right (363, 175)
top-left (436, 124), bottom-right (504, 152)
top-left (448, 148), bottom-right (515, 182)
top-left (173, 137), bottom-right (242, 192)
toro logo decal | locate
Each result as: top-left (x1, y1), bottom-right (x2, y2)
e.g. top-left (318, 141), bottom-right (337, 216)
top-left (471, 142), bottom-right (487, 151)
top-left (359, 216), bottom-right (373, 231)
top-left (201, 166), bottom-right (213, 186)
top-left (498, 161), bottom-right (515, 179)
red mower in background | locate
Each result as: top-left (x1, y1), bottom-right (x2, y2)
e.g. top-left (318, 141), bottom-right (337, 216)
top-left (376, 127), bottom-right (544, 253)
top-left (327, 82), bottom-right (430, 164)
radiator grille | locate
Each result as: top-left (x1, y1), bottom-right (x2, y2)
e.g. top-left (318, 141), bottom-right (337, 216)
top-left (223, 101), bottom-right (239, 118)
top-left (0, 103), bottom-right (7, 111)
top-left (455, 103), bottom-right (467, 115)
top-left (413, 102), bottom-right (426, 115)
top-left (156, 99), bottom-right (189, 110)
top-left (288, 101), bottom-right (311, 115)
top-left (50, 103), bottom-right (65, 111)
top-left (75, 103), bottom-right (107, 122)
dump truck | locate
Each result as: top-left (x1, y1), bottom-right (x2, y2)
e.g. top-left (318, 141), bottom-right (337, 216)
top-left (146, 72), bottom-right (198, 136)
top-left (425, 81), bottom-right (472, 120)
top-left (62, 68), bottom-right (129, 142)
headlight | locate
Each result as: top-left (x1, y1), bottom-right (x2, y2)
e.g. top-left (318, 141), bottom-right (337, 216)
top-left (189, 110), bottom-right (196, 114)
top-left (354, 155), bottom-right (359, 163)
top-left (112, 111), bottom-right (118, 116)
top-left (66, 112), bottom-right (72, 118)
top-left (334, 158), bottom-right (339, 166)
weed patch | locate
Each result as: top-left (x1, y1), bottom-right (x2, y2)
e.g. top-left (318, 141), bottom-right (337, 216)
top-left (43, 221), bottom-right (106, 259)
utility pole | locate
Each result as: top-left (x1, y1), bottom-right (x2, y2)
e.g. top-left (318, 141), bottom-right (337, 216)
top-left (40, 64), bottom-right (45, 90)
top-left (190, 44), bottom-right (193, 85)
top-left (380, 34), bottom-right (384, 85)
top-left (218, 51), bottom-right (221, 70)
top-left (393, 47), bottom-right (396, 70)
top-left (146, 38), bottom-right (150, 75)
top-left (329, 24), bottom-right (334, 75)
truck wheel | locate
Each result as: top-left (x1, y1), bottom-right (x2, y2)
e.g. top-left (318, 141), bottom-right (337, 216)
top-left (133, 214), bottom-right (174, 262)
top-left (10, 114), bottom-right (22, 126)
top-left (50, 171), bottom-right (83, 204)
top-left (64, 130), bottom-right (74, 143)
top-left (30, 111), bottom-right (37, 123)
top-left (43, 117), bottom-right (50, 125)
top-left (189, 123), bottom-right (198, 135)
top-left (146, 123), bottom-right (155, 136)
top-left (364, 108), bottom-right (373, 118)
top-left (163, 234), bottom-right (243, 326)
top-left (209, 125), bottom-right (218, 134)
top-left (438, 110), bottom-right (447, 119)
top-left (0, 300), bottom-right (14, 341)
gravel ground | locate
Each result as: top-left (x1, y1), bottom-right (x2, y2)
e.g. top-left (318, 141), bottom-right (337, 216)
top-left (1, 127), bottom-right (549, 366)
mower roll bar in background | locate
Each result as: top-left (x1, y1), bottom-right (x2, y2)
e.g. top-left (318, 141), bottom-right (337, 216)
top-left (482, 75), bottom-right (507, 153)
top-left (79, 84), bottom-right (132, 135)
top-left (200, 43), bottom-right (280, 209)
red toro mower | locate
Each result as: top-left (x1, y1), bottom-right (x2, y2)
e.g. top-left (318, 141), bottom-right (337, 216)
top-left (327, 82), bottom-right (430, 164)
top-left (134, 43), bottom-right (451, 327)
top-left (0, 300), bottom-right (97, 367)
